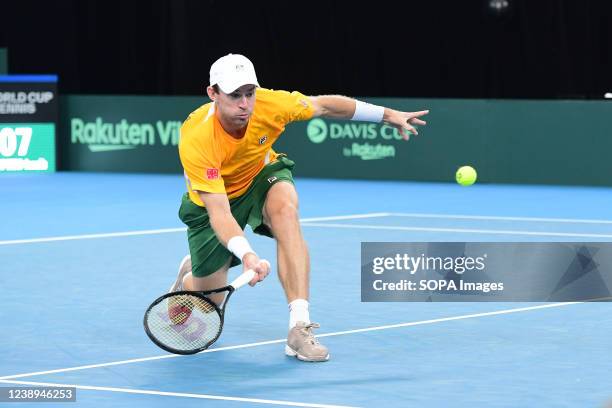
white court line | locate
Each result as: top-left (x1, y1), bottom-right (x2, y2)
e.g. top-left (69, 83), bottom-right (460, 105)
top-left (300, 212), bottom-right (391, 222)
top-left (3, 211), bottom-right (611, 246)
top-left (0, 379), bottom-right (357, 408)
top-left (0, 339), bottom-right (288, 380)
top-left (315, 302), bottom-right (583, 338)
top-left (389, 212), bottom-right (612, 225)
top-left (0, 228), bottom-right (187, 246)
top-left (0, 302), bottom-right (581, 381)
top-left (300, 223), bottom-right (612, 239)
top-left (0, 213), bottom-right (389, 246)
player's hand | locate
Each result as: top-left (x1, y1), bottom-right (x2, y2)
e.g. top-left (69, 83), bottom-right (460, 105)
top-left (242, 253), bottom-right (271, 287)
top-left (384, 109), bottom-right (429, 140)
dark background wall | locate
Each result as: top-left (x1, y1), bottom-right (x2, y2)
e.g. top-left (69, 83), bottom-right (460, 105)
top-left (0, 0), bottom-right (610, 99)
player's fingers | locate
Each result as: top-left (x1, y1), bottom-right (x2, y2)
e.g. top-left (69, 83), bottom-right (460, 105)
top-left (409, 118), bottom-right (427, 126)
top-left (247, 265), bottom-right (261, 286)
top-left (411, 110), bottom-right (429, 117)
top-left (258, 259), bottom-right (270, 275)
top-left (249, 274), bottom-right (266, 286)
top-left (399, 127), bottom-right (411, 141)
top-left (256, 269), bottom-right (268, 282)
top-left (249, 273), bottom-right (263, 286)
top-left (252, 259), bottom-right (271, 284)
top-left (404, 124), bottom-right (418, 136)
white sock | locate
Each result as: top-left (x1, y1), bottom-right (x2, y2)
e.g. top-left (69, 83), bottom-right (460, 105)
top-left (288, 299), bottom-right (310, 329)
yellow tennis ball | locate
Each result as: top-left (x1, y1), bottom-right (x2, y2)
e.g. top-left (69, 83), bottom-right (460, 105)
top-left (456, 166), bottom-right (477, 186)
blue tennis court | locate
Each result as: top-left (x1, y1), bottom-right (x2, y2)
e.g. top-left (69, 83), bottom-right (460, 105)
top-left (1, 173), bottom-right (612, 407)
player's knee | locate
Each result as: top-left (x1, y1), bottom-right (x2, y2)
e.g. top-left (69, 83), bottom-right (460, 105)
top-left (269, 202), bottom-right (299, 226)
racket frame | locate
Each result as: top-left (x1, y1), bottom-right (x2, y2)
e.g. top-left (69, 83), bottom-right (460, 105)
top-left (143, 285), bottom-right (236, 355)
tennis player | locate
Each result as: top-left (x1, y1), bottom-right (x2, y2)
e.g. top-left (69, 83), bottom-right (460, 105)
top-left (171, 53), bottom-right (429, 362)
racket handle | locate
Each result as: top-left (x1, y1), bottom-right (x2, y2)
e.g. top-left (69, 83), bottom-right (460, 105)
top-left (230, 260), bottom-right (270, 290)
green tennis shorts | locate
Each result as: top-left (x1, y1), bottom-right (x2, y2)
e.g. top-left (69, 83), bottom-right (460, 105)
top-left (178, 156), bottom-right (295, 277)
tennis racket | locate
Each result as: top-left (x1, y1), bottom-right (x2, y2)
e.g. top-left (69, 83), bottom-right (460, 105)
top-left (143, 268), bottom-right (258, 355)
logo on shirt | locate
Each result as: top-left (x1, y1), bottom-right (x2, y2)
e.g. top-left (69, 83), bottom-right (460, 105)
top-left (259, 135), bottom-right (268, 145)
top-left (206, 168), bottom-right (220, 180)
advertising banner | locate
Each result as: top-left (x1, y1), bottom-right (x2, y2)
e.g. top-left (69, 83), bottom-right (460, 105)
top-left (60, 95), bottom-right (202, 173)
top-left (0, 75), bottom-right (58, 173)
top-left (60, 95), bottom-right (612, 186)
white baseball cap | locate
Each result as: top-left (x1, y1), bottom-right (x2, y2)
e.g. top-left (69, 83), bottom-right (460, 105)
top-left (209, 53), bottom-right (260, 94)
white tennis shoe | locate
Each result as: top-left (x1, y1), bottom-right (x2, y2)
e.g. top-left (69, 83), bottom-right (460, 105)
top-left (285, 322), bottom-right (330, 362)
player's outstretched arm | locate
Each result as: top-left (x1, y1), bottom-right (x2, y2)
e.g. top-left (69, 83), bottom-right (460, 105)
top-left (198, 191), bottom-right (270, 286)
top-left (309, 95), bottom-right (429, 140)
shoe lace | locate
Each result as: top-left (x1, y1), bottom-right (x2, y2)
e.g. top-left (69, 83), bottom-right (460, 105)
top-left (300, 322), bottom-right (321, 345)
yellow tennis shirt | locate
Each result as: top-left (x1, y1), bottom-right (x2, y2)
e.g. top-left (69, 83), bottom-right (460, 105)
top-left (179, 88), bottom-right (314, 206)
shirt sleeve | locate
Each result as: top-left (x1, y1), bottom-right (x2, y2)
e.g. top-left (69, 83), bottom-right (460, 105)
top-left (272, 89), bottom-right (316, 125)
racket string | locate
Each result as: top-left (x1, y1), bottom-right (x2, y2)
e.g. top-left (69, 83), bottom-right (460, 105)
top-left (147, 294), bottom-right (222, 352)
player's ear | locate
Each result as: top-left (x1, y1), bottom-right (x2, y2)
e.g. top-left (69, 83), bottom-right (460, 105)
top-left (206, 85), bottom-right (217, 101)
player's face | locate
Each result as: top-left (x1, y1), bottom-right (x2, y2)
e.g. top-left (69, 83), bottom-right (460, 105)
top-left (213, 85), bottom-right (256, 130)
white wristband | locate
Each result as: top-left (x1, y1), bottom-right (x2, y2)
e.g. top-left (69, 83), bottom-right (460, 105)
top-left (351, 100), bottom-right (385, 123)
top-left (227, 236), bottom-right (256, 260)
